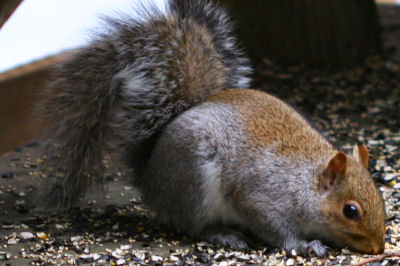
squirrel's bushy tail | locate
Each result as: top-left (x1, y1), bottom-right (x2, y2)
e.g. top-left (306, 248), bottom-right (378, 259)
top-left (39, 0), bottom-right (251, 210)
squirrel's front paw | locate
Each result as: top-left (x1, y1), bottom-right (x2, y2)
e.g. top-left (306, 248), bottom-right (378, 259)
top-left (285, 239), bottom-right (330, 257)
top-left (305, 240), bottom-right (330, 257)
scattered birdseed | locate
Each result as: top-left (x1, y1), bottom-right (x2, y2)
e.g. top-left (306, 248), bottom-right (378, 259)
top-left (36, 232), bottom-right (47, 240)
top-left (20, 232), bottom-right (34, 240)
top-left (25, 142), bottom-right (40, 148)
top-left (1, 171), bottom-right (14, 179)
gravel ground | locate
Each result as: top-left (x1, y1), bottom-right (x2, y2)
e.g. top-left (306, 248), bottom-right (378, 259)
top-left (0, 5), bottom-right (399, 266)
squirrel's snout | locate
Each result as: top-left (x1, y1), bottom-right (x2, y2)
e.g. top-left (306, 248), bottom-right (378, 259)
top-left (371, 242), bottom-right (384, 255)
top-left (345, 234), bottom-right (385, 254)
top-left (366, 236), bottom-right (385, 254)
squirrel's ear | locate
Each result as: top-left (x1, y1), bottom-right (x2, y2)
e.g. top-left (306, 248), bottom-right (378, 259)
top-left (320, 152), bottom-right (348, 192)
top-left (352, 144), bottom-right (369, 169)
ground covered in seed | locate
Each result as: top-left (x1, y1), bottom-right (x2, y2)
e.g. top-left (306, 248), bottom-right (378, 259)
top-left (0, 5), bottom-right (399, 266)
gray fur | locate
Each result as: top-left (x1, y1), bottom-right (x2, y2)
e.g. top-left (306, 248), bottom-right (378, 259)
top-left (39, 0), bottom-right (251, 210)
top-left (143, 101), bottom-right (332, 253)
top-left (140, 102), bottom-right (247, 233)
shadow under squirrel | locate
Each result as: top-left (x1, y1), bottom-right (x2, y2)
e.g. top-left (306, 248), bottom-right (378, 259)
top-left (37, 0), bottom-right (386, 256)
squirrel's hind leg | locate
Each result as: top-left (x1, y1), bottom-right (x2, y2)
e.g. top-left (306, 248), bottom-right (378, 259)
top-left (200, 225), bottom-right (251, 250)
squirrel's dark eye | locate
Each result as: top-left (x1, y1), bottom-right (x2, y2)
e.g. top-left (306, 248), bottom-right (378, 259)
top-left (343, 204), bottom-right (359, 220)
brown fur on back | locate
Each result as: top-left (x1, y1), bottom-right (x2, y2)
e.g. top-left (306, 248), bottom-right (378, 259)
top-left (208, 89), bottom-right (336, 160)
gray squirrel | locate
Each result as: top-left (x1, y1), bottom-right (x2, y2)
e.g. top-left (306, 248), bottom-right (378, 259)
top-left (39, 0), bottom-right (386, 256)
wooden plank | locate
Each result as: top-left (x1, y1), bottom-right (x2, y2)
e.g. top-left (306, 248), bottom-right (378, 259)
top-left (0, 53), bottom-right (73, 155)
top-left (222, 0), bottom-right (382, 66)
top-left (376, 0), bottom-right (398, 4)
top-left (0, 0), bottom-right (23, 29)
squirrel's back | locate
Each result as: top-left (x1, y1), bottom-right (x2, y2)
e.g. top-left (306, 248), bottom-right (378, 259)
top-left (39, 0), bottom-right (251, 209)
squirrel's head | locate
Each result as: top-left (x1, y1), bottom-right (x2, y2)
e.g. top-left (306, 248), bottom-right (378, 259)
top-left (318, 144), bottom-right (385, 254)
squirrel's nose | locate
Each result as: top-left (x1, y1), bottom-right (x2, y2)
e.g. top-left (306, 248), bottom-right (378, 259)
top-left (371, 242), bottom-right (384, 254)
